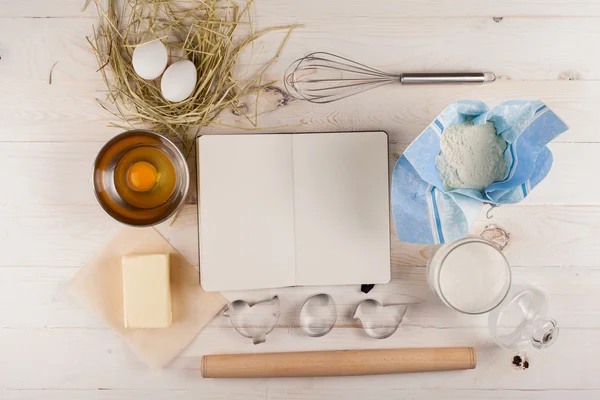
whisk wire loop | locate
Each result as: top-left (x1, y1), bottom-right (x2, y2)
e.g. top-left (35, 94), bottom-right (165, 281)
top-left (284, 52), bottom-right (493, 104)
top-left (284, 52), bottom-right (400, 103)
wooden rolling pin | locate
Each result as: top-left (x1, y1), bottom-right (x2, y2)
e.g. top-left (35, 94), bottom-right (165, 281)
top-left (201, 347), bottom-right (476, 378)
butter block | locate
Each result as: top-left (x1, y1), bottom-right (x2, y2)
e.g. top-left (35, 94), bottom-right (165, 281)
top-left (122, 253), bottom-right (172, 328)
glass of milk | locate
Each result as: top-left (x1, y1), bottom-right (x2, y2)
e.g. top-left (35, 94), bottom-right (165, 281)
top-left (427, 237), bottom-right (511, 315)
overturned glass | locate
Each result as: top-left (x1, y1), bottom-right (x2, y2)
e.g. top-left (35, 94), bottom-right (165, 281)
top-left (488, 286), bottom-right (558, 350)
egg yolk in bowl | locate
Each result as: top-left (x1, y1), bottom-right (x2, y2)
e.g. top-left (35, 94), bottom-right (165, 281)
top-left (127, 161), bottom-right (158, 192)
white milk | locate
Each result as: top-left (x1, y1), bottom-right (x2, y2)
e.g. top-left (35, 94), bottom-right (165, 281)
top-left (429, 239), bottom-right (510, 314)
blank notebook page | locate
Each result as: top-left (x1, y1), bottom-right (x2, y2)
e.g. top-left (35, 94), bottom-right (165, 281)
top-left (197, 132), bottom-right (390, 291)
top-left (197, 135), bottom-right (296, 291)
top-left (292, 132), bottom-right (391, 285)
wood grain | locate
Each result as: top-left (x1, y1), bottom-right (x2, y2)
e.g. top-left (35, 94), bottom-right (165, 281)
top-left (3, 0), bottom-right (600, 18)
top-left (4, 202), bottom-right (600, 268)
top-left (2, 264), bottom-right (598, 330)
top-left (1, 16), bottom-right (599, 83)
top-left (1, 80), bottom-right (598, 143)
top-left (200, 348), bottom-right (476, 377)
top-left (0, 142), bottom-right (595, 206)
top-left (3, 202), bottom-right (600, 269)
top-left (1, 325), bottom-right (599, 390)
top-left (2, 389), bottom-right (599, 400)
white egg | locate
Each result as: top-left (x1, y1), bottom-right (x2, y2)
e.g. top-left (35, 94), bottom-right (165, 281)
top-left (160, 60), bottom-right (197, 102)
top-left (132, 39), bottom-right (168, 80)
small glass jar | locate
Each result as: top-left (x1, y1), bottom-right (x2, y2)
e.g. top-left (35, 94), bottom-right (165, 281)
top-left (427, 237), bottom-right (511, 315)
top-left (488, 286), bottom-right (558, 350)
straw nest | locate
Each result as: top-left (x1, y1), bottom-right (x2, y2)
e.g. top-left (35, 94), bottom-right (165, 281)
top-left (87, 0), bottom-right (295, 155)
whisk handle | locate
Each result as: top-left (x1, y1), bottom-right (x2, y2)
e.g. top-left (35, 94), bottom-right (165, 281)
top-left (401, 72), bottom-right (495, 84)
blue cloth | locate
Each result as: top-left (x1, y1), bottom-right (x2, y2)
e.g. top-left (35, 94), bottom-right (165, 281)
top-left (391, 100), bottom-right (568, 244)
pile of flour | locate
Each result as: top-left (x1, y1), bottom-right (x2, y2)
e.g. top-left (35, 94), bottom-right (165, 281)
top-left (435, 121), bottom-right (507, 192)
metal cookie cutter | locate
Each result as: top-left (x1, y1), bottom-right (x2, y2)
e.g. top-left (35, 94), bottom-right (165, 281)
top-left (299, 293), bottom-right (337, 337)
top-left (223, 296), bottom-right (280, 344)
top-left (353, 299), bottom-right (408, 339)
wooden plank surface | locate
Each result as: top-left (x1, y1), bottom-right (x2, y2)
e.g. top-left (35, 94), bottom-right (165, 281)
top-left (0, 142), bottom-right (593, 207)
top-left (1, 265), bottom-right (599, 391)
top-left (3, 390), bottom-right (600, 400)
top-left (4, 203), bottom-right (600, 269)
top-left (3, 0), bottom-right (600, 18)
top-left (0, 0), bottom-right (599, 398)
top-left (0, 80), bottom-right (598, 143)
top-left (0, 16), bottom-right (599, 82)
top-left (2, 265), bottom-right (598, 329)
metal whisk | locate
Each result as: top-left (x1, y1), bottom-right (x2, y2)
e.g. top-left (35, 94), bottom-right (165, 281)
top-left (284, 52), bottom-right (496, 104)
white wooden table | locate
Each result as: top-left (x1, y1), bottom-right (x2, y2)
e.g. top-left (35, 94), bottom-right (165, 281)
top-left (1, 0), bottom-right (599, 398)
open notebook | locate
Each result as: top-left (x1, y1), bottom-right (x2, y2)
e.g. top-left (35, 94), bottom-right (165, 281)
top-left (197, 131), bottom-right (391, 291)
